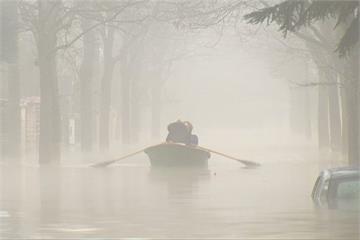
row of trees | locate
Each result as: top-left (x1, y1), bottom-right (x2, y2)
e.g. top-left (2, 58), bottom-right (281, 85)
top-left (0, 0), bottom-right (188, 164)
top-left (242, 0), bottom-right (359, 165)
top-left (1, 0), bottom-right (358, 166)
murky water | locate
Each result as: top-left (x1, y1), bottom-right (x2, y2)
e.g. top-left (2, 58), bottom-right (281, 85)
top-left (1, 146), bottom-right (359, 239)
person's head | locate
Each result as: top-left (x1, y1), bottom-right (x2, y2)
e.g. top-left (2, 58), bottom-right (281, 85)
top-left (184, 121), bottom-right (193, 133)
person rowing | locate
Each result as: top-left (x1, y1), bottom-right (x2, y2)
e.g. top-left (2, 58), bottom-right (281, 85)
top-left (166, 120), bottom-right (199, 146)
top-left (92, 120), bottom-right (260, 168)
top-left (184, 121), bottom-right (198, 146)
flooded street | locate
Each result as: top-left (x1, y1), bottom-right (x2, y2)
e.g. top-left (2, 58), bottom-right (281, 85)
top-left (1, 0), bottom-right (359, 239)
top-left (1, 146), bottom-right (358, 239)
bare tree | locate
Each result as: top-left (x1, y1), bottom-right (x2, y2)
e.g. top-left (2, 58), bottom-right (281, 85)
top-left (79, 17), bottom-right (98, 152)
top-left (245, 0), bottom-right (359, 165)
top-left (18, 0), bottom-right (145, 163)
top-left (0, 0), bottom-right (21, 162)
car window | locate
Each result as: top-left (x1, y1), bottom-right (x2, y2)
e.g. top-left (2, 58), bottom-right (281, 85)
top-left (337, 179), bottom-right (360, 199)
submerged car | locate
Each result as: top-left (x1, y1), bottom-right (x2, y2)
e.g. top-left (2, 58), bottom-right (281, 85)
top-left (311, 167), bottom-right (360, 210)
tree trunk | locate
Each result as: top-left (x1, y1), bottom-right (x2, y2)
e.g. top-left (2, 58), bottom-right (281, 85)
top-left (38, 0), bottom-right (61, 165)
top-left (5, 65), bottom-right (21, 161)
top-left (318, 70), bottom-right (330, 149)
top-left (129, 59), bottom-right (143, 144)
top-left (99, 28), bottom-right (115, 151)
top-left (1, 0), bottom-right (20, 161)
top-left (325, 70), bottom-right (342, 151)
top-left (151, 86), bottom-right (161, 139)
top-left (121, 68), bottom-right (131, 144)
top-left (289, 87), bottom-right (302, 135)
top-left (305, 40), bottom-right (331, 150)
top-left (79, 20), bottom-right (97, 153)
top-left (346, 52), bottom-right (359, 166)
top-left (130, 84), bottom-right (140, 143)
top-left (304, 87), bottom-right (312, 139)
top-left (340, 80), bottom-right (348, 157)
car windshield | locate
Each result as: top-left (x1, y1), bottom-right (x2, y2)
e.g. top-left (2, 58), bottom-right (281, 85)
top-left (336, 178), bottom-right (360, 210)
top-left (337, 179), bottom-right (360, 199)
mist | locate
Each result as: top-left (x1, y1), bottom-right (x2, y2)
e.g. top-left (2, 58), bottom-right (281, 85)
top-left (0, 0), bottom-right (359, 239)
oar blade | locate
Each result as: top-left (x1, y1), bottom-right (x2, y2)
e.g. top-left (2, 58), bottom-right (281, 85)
top-left (239, 160), bottom-right (260, 168)
top-left (91, 160), bottom-right (115, 168)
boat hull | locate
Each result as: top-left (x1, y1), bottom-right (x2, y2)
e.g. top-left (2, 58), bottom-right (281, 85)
top-left (144, 143), bottom-right (210, 167)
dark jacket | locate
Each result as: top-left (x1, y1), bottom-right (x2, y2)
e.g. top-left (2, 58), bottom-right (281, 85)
top-left (166, 121), bottom-right (190, 145)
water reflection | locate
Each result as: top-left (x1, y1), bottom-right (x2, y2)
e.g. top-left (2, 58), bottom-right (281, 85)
top-left (0, 166), bottom-right (23, 238)
top-left (148, 167), bottom-right (211, 197)
top-left (39, 167), bottom-right (61, 229)
top-left (0, 154), bottom-right (359, 239)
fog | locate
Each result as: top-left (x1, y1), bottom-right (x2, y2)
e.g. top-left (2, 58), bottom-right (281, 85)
top-left (165, 35), bottom-right (290, 137)
top-left (0, 0), bottom-right (359, 239)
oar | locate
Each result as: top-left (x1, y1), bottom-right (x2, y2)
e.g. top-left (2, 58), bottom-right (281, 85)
top-left (90, 143), bottom-right (162, 168)
top-left (197, 145), bottom-right (260, 167)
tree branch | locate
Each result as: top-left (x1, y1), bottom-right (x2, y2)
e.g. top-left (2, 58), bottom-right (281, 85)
top-left (52, 0), bottom-right (145, 53)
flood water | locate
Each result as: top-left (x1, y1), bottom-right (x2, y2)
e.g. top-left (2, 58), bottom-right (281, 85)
top-left (1, 146), bottom-right (359, 239)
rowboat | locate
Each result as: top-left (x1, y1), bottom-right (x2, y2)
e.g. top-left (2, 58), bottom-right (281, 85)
top-left (144, 143), bottom-right (211, 167)
top-left (92, 141), bottom-right (259, 168)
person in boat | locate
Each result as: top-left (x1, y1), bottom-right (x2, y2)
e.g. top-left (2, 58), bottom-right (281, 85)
top-left (166, 120), bottom-right (198, 146)
top-left (184, 121), bottom-right (199, 146)
top-left (166, 120), bottom-right (189, 145)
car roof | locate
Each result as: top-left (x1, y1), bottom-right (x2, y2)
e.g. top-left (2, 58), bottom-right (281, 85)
top-left (322, 166), bottom-right (360, 179)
